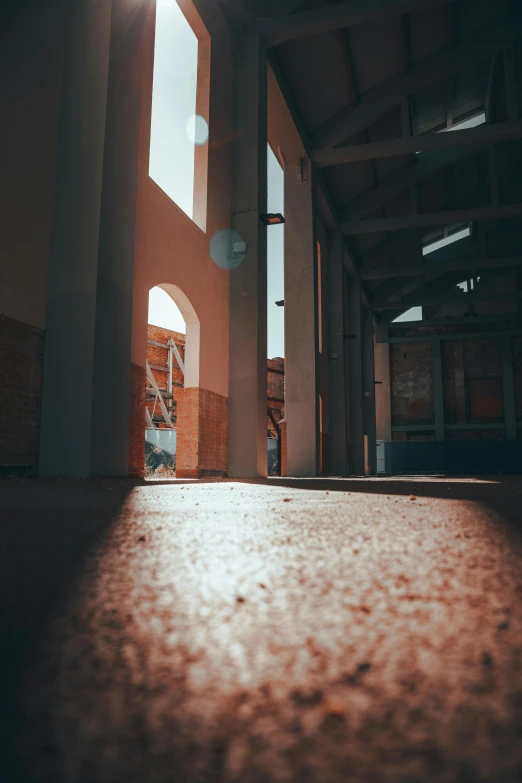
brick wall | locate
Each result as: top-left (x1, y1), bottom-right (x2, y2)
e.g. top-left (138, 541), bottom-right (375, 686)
top-left (199, 388), bottom-right (228, 476)
top-left (174, 387), bottom-right (200, 479)
top-left (267, 357), bottom-right (285, 438)
top-left (174, 387), bottom-right (228, 478)
top-left (0, 315), bottom-right (44, 473)
top-left (146, 325), bottom-right (185, 427)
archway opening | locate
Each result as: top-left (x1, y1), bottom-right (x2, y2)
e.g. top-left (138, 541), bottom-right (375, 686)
top-left (145, 284), bottom-right (200, 478)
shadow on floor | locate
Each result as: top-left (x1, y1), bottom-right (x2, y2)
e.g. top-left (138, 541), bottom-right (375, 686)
top-left (1, 474), bottom-right (522, 782)
top-left (0, 479), bottom-right (135, 781)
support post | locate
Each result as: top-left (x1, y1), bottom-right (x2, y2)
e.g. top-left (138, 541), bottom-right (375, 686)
top-left (327, 230), bottom-right (349, 475)
top-left (432, 338), bottom-right (445, 441)
top-left (501, 336), bottom-right (517, 439)
top-left (90, 0), bottom-right (149, 476)
top-left (362, 307), bottom-right (377, 475)
top-left (284, 157), bottom-right (319, 476)
top-left (347, 276), bottom-right (365, 474)
top-left (228, 31), bottom-right (268, 477)
top-left (39, 0), bottom-right (112, 477)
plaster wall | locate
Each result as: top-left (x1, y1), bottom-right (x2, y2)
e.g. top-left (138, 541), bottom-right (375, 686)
top-left (131, 0), bottom-right (233, 400)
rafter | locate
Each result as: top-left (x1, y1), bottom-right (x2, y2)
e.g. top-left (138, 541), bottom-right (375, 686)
top-left (358, 229), bottom-right (424, 269)
top-left (342, 146), bottom-right (484, 222)
top-left (373, 288), bottom-right (522, 310)
top-left (313, 23), bottom-right (522, 149)
top-left (312, 119), bottom-right (522, 166)
top-left (362, 255), bottom-right (522, 279)
top-left (341, 203), bottom-right (522, 235)
top-left (255, 0), bottom-right (459, 47)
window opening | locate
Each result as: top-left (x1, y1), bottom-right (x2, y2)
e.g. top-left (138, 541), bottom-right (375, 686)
top-left (393, 306), bottom-right (423, 323)
top-left (415, 112), bottom-right (486, 153)
top-left (149, 0), bottom-right (205, 223)
top-left (423, 224), bottom-right (471, 256)
top-left (442, 112), bottom-right (486, 132)
top-left (267, 144), bottom-right (285, 360)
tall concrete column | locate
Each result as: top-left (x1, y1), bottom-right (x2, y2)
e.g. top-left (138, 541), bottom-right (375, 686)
top-left (284, 158), bottom-right (319, 477)
top-left (362, 307), bottom-right (377, 475)
top-left (39, 0), bottom-right (112, 477)
top-left (39, 0), bottom-right (149, 477)
top-left (326, 230), bottom-right (349, 476)
top-left (229, 31), bottom-right (268, 478)
top-left (347, 275), bottom-right (365, 475)
top-left (90, 0), bottom-right (149, 476)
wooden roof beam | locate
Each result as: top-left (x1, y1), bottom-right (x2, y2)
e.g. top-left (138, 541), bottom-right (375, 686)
top-left (341, 203), bottom-right (522, 235)
top-left (255, 0), bottom-right (459, 47)
top-left (312, 118), bottom-right (522, 166)
top-left (313, 23), bottom-right (522, 149)
top-left (362, 255), bottom-right (522, 279)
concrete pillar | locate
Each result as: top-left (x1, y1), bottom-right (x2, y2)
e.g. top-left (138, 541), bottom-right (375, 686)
top-left (374, 342), bottom-right (392, 442)
top-left (326, 230), bottom-right (349, 476)
top-left (39, 0), bottom-right (149, 477)
top-left (228, 31), bottom-right (268, 477)
top-left (39, 0), bottom-right (112, 477)
top-left (90, 0), bottom-right (149, 476)
top-left (362, 307), bottom-right (377, 475)
top-left (284, 158), bottom-right (319, 476)
top-left (347, 276), bottom-right (365, 475)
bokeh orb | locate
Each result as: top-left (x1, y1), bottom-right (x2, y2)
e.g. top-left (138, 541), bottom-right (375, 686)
top-left (210, 229), bottom-right (247, 270)
top-left (186, 114), bottom-right (209, 146)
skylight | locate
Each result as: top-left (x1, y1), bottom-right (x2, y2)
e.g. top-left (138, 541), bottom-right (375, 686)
top-left (443, 112), bottom-right (486, 132)
top-left (457, 276), bottom-right (480, 293)
top-left (422, 226), bottom-right (471, 256)
top-left (415, 112), bottom-right (487, 153)
top-left (393, 306), bottom-right (423, 323)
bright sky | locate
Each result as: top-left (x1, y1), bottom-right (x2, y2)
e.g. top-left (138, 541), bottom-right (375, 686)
top-left (149, 0), bottom-right (198, 218)
top-left (148, 286), bottom-right (186, 333)
top-left (148, 0), bottom-right (285, 358)
top-left (267, 146), bottom-right (285, 358)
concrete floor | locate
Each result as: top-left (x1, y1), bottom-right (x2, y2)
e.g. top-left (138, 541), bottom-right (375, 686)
top-left (2, 475), bottom-right (522, 783)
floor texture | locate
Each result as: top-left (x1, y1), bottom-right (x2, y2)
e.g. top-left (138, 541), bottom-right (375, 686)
top-left (1, 475), bottom-right (522, 783)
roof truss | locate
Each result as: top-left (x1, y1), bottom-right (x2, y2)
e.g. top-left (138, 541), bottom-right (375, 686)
top-left (312, 23), bottom-right (522, 149)
top-left (341, 203), bottom-right (522, 235)
top-left (255, 0), bottom-right (459, 47)
top-left (312, 119), bottom-right (522, 166)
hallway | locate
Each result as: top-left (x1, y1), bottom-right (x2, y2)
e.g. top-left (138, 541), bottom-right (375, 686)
top-left (2, 476), bottom-right (522, 782)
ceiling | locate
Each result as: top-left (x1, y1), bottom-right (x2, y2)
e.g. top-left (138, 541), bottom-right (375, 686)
top-left (219, 0), bottom-right (522, 322)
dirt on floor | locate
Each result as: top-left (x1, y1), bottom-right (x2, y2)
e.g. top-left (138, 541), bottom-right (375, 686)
top-left (1, 475), bottom-right (522, 783)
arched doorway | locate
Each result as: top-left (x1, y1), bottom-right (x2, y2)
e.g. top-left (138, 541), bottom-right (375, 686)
top-left (145, 284), bottom-right (200, 478)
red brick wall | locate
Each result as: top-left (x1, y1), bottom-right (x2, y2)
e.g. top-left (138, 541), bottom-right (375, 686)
top-left (129, 362), bottom-right (146, 478)
top-left (174, 387), bottom-right (200, 479)
top-left (267, 358), bottom-right (284, 438)
top-left (146, 325), bottom-right (185, 426)
top-left (174, 387), bottom-right (228, 478)
top-left (199, 388), bottom-right (228, 476)
top-left (0, 315), bottom-right (44, 472)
